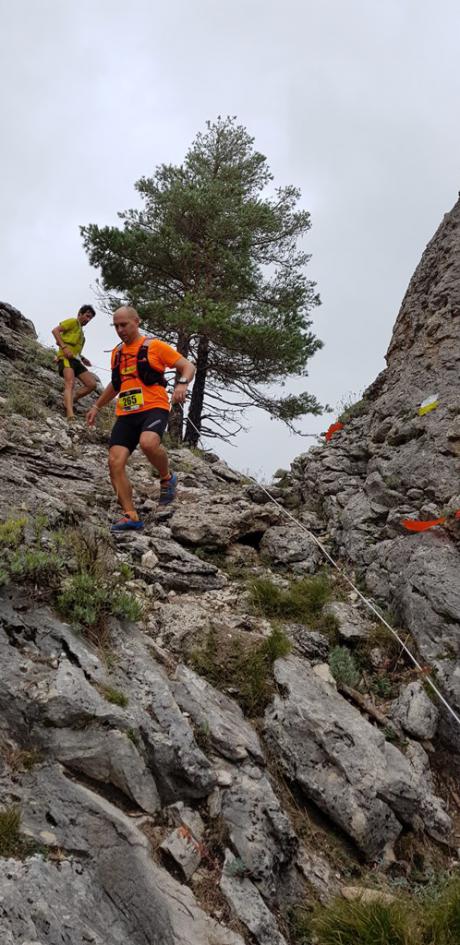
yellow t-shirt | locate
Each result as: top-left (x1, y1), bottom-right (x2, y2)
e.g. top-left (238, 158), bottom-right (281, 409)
top-left (111, 336), bottom-right (182, 416)
top-left (57, 318), bottom-right (85, 363)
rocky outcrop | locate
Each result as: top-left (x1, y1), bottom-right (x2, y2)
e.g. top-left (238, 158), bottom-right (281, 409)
top-left (281, 196), bottom-right (460, 748)
top-left (265, 657), bottom-right (450, 861)
top-left (2, 240), bottom-right (460, 945)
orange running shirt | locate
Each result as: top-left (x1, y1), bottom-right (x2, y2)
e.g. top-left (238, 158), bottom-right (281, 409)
top-left (111, 336), bottom-right (182, 416)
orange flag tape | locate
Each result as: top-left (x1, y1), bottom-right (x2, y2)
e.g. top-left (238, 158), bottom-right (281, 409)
top-left (402, 511), bottom-right (460, 532)
top-left (402, 517), bottom-right (446, 532)
top-left (325, 422), bottom-right (344, 442)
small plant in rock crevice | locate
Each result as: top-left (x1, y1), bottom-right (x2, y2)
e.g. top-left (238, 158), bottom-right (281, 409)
top-left (99, 685), bottom-right (129, 708)
top-left (336, 392), bottom-right (369, 425)
top-left (0, 806), bottom-right (21, 857)
top-left (329, 646), bottom-right (361, 689)
top-left (0, 806), bottom-right (39, 859)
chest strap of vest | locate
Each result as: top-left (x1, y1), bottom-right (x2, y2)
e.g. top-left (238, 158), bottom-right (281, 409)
top-left (111, 339), bottom-right (167, 393)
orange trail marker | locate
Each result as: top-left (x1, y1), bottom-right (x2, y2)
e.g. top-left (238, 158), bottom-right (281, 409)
top-left (325, 421), bottom-right (344, 442)
top-left (402, 517), bottom-right (446, 532)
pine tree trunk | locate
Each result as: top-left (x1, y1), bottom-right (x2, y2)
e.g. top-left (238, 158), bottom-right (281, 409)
top-left (184, 335), bottom-right (209, 446)
top-left (168, 332), bottom-right (190, 445)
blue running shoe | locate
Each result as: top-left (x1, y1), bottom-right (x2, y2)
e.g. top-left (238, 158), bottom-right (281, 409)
top-left (159, 472), bottom-right (178, 507)
top-left (111, 515), bottom-right (144, 532)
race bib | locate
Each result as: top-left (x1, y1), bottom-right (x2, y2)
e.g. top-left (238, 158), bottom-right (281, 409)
top-left (118, 387), bottom-right (144, 412)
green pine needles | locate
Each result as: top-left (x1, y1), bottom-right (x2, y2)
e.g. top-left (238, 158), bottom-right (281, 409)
top-left (81, 116), bottom-right (324, 444)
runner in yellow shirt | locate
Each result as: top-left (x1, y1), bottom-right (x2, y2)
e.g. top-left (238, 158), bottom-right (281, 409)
top-left (52, 305), bottom-right (97, 420)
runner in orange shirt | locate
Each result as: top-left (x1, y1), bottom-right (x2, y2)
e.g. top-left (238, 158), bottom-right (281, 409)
top-left (86, 306), bottom-right (195, 530)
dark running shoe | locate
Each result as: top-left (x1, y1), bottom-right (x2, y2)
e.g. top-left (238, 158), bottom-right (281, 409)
top-left (159, 472), bottom-right (178, 507)
top-left (111, 516), bottom-right (144, 532)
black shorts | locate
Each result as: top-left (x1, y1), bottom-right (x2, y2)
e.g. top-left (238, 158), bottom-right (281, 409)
top-left (58, 357), bottom-right (87, 378)
top-left (109, 408), bottom-right (169, 454)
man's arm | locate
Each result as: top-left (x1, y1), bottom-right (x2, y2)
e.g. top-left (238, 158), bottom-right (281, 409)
top-left (86, 382), bottom-right (117, 426)
top-left (171, 356), bottom-right (196, 405)
top-left (52, 325), bottom-right (73, 360)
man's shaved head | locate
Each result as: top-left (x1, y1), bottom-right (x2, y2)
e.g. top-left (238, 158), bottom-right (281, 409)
top-left (113, 306), bottom-right (141, 344)
top-left (113, 305), bottom-right (139, 322)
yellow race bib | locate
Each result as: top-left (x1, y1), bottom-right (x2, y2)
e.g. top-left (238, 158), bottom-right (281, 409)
top-left (118, 388), bottom-right (144, 412)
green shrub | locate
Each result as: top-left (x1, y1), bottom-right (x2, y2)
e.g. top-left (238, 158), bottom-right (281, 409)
top-left (0, 517), bottom-right (27, 548)
top-left (0, 806), bottom-right (22, 857)
top-left (192, 625), bottom-right (291, 716)
top-left (64, 527), bottom-right (111, 578)
top-left (57, 571), bottom-right (142, 632)
top-left (57, 572), bottom-right (106, 627)
top-left (111, 590), bottom-right (143, 622)
top-left (329, 646), bottom-right (361, 688)
top-left (424, 876), bottom-right (460, 944)
top-left (100, 685), bottom-right (129, 707)
top-left (5, 388), bottom-right (44, 420)
top-left (312, 897), bottom-right (416, 945)
top-left (23, 337), bottom-right (57, 370)
top-left (9, 548), bottom-right (63, 584)
top-left (249, 574), bottom-right (332, 626)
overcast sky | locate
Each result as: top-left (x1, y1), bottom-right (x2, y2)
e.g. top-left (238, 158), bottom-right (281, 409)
top-left (1, 0), bottom-right (459, 477)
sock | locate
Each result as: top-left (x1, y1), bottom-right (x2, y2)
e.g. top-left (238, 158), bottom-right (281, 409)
top-left (160, 473), bottom-right (172, 483)
top-left (125, 510), bottom-right (139, 521)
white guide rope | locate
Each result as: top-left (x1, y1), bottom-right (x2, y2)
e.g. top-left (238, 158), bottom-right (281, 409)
top-left (185, 414), bottom-right (460, 730)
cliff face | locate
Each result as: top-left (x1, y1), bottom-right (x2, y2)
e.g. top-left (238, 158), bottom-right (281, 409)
top-left (1, 195), bottom-right (460, 945)
top-left (281, 196), bottom-right (460, 748)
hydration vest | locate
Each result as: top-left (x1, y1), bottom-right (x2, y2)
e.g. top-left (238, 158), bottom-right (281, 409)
top-left (111, 338), bottom-right (168, 393)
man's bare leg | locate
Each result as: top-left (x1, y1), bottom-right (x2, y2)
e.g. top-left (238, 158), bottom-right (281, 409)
top-left (139, 431), bottom-right (169, 478)
top-left (108, 446), bottom-right (139, 519)
top-left (62, 367), bottom-right (76, 419)
top-left (74, 370), bottom-right (97, 403)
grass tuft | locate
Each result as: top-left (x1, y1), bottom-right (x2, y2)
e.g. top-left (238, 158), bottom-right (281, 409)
top-left (424, 876), bottom-right (460, 944)
top-left (312, 896), bottom-right (416, 945)
top-left (249, 574), bottom-right (332, 628)
top-left (100, 685), bottom-right (129, 708)
top-left (192, 624), bottom-right (291, 716)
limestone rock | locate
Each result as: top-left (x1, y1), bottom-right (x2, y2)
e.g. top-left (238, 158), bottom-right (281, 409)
top-left (18, 764), bottom-right (245, 945)
top-left (259, 524), bottom-right (321, 573)
top-left (170, 496), bottom-right (281, 547)
top-left (264, 656), bottom-right (450, 860)
top-left (220, 850), bottom-right (288, 945)
top-left (220, 762), bottom-right (298, 899)
top-left (324, 600), bottom-right (373, 642)
top-left (41, 726), bottom-right (161, 813)
top-left (172, 663), bottom-right (264, 763)
top-left (161, 825), bottom-right (202, 879)
top-left (391, 681), bottom-right (439, 740)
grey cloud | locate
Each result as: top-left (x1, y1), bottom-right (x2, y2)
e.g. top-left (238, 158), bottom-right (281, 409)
top-left (1, 0), bottom-right (459, 475)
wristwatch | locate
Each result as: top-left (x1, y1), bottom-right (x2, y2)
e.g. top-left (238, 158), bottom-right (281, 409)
top-left (176, 378), bottom-right (189, 385)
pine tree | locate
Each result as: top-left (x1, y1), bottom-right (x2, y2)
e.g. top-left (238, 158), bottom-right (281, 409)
top-left (81, 117), bottom-right (323, 444)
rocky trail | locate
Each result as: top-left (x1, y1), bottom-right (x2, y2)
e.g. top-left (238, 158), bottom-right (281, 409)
top-left (1, 197), bottom-right (460, 945)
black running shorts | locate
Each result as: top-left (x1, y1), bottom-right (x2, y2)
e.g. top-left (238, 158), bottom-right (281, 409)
top-left (109, 408), bottom-right (169, 454)
top-left (58, 357), bottom-right (87, 378)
